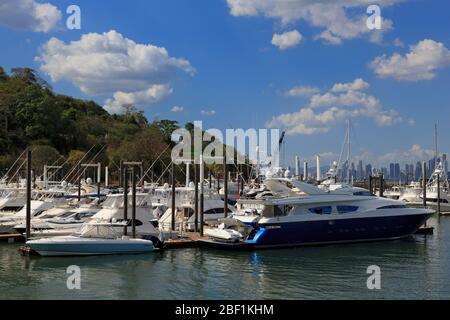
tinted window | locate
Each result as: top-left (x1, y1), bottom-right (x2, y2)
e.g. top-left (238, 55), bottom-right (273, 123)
top-left (309, 206), bottom-right (332, 214)
top-left (337, 205), bottom-right (359, 214)
top-left (377, 205), bottom-right (407, 209)
top-left (353, 191), bottom-right (374, 196)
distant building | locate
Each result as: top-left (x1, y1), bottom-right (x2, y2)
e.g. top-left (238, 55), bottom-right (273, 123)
top-left (365, 164), bottom-right (372, 179)
top-left (357, 160), bottom-right (363, 181)
top-left (415, 162), bottom-right (422, 181)
top-left (389, 163), bottom-right (395, 180)
top-left (394, 163), bottom-right (400, 181)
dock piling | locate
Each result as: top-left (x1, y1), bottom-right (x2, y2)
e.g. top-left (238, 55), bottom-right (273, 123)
top-left (194, 163), bottom-right (199, 232)
top-left (171, 162), bottom-right (176, 231)
top-left (224, 155), bottom-right (228, 218)
top-left (132, 166), bottom-right (137, 238)
top-left (123, 166), bottom-right (128, 236)
top-left (26, 149), bottom-right (31, 241)
top-left (200, 155), bottom-right (204, 237)
top-left (422, 161), bottom-right (427, 209)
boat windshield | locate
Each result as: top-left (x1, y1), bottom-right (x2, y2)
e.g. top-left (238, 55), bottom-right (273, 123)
top-left (75, 224), bottom-right (118, 239)
top-left (102, 195), bottom-right (150, 208)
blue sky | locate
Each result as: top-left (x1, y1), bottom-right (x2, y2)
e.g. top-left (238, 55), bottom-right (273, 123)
top-left (1, 0), bottom-right (450, 168)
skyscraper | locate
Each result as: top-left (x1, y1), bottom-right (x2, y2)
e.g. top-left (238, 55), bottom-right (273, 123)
top-left (389, 163), bottom-right (395, 180)
top-left (394, 163), bottom-right (400, 181)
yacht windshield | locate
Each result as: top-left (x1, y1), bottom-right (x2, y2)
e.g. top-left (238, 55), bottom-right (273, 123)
top-left (75, 224), bottom-right (118, 239)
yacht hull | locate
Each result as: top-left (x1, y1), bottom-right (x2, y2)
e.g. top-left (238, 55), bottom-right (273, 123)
top-left (246, 212), bottom-right (432, 248)
top-left (27, 237), bottom-right (155, 256)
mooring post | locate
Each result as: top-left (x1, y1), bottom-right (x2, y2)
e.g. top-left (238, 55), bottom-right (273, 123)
top-left (200, 155), bottom-right (204, 237)
top-left (216, 171), bottom-right (220, 194)
top-left (209, 169), bottom-right (212, 190)
top-left (26, 149), bottom-right (32, 241)
top-left (171, 162), bottom-right (176, 231)
top-left (194, 163), bottom-right (199, 232)
top-left (237, 165), bottom-right (240, 201)
top-left (123, 167), bottom-right (128, 236)
top-left (422, 161), bottom-right (427, 209)
top-left (77, 164), bottom-right (81, 202)
top-left (437, 173), bottom-right (441, 215)
top-left (380, 173), bottom-right (384, 197)
top-left (224, 155), bottom-right (228, 218)
top-left (303, 161), bottom-right (308, 181)
top-left (132, 166), bottom-right (137, 238)
top-left (105, 166), bottom-right (109, 187)
top-left (119, 160), bottom-right (123, 187)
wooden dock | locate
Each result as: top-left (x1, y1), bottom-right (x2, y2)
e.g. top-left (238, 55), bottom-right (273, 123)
top-left (163, 232), bottom-right (208, 249)
top-left (0, 233), bottom-right (24, 243)
top-left (415, 226), bottom-right (434, 235)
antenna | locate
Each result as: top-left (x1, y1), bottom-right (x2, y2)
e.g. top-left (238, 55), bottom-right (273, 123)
top-left (346, 119), bottom-right (351, 184)
top-left (434, 123), bottom-right (439, 162)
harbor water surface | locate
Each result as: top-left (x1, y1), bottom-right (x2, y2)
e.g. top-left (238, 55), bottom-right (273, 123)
top-left (1, 215), bottom-right (449, 300)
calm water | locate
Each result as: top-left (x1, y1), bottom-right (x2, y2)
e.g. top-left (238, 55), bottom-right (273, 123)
top-left (1, 215), bottom-right (449, 300)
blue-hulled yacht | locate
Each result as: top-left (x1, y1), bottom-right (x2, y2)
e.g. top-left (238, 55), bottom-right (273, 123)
top-left (204, 178), bottom-right (434, 248)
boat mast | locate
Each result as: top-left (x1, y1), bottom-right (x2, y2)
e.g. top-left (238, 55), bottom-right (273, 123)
top-left (346, 119), bottom-right (351, 184)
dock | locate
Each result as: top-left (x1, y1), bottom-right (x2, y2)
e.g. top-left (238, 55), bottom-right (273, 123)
top-left (415, 226), bottom-right (434, 235)
top-left (0, 233), bottom-right (24, 243)
top-left (163, 232), bottom-right (208, 249)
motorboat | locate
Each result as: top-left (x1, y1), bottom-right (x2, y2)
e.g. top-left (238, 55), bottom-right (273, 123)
top-left (210, 178), bottom-right (434, 248)
top-left (26, 223), bottom-right (155, 257)
top-left (204, 218), bottom-right (244, 243)
top-left (14, 205), bottom-right (100, 236)
top-left (400, 162), bottom-right (450, 214)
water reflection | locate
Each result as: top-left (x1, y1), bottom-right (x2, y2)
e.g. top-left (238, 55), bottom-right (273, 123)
top-left (1, 216), bottom-right (450, 299)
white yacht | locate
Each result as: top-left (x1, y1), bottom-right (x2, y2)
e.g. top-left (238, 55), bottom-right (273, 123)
top-left (26, 223), bottom-right (155, 257)
top-left (206, 178), bottom-right (433, 248)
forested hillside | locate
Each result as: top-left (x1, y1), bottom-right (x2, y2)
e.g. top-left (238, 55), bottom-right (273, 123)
top-left (0, 67), bottom-right (182, 182)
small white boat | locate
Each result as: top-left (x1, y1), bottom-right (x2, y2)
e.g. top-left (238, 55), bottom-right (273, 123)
top-left (26, 223), bottom-right (155, 257)
top-left (204, 218), bottom-right (244, 243)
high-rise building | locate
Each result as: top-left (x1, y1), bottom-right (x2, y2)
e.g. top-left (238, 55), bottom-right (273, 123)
top-left (357, 160), bottom-right (363, 181)
top-left (389, 163), bottom-right (395, 180)
top-left (394, 163), bottom-right (400, 181)
top-left (415, 162), bottom-right (422, 181)
top-left (365, 164), bottom-right (372, 179)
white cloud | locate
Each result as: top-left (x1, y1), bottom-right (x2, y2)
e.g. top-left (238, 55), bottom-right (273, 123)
top-left (370, 39), bottom-right (450, 81)
top-left (201, 110), bottom-right (216, 116)
top-left (0, 0), bottom-right (61, 32)
top-left (104, 85), bottom-right (173, 114)
top-left (271, 30), bottom-right (302, 50)
top-left (171, 106), bottom-right (184, 113)
top-left (266, 78), bottom-right (410, 135)
top-left (36, 30), bottom-right (195, 113)
top-left (284, 85), bottom-right (320, 97)
top-left (227, 0), bottom-right (398, 45)
top-left (331, 78), bottom-right (369, 92)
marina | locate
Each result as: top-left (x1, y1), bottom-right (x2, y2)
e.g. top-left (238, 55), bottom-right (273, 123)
top-left (1, 0), bottom-right (449, 304)
top-left (1, 213), bottom-right (449, 299)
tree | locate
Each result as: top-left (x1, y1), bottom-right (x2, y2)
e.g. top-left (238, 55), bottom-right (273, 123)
top-left (154, 120), bottom-right (180, 145)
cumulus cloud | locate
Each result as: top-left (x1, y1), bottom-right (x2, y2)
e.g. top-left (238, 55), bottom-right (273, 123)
top-left (0, 0), bottom-right (61, 32)
top-left (36, 30), bottom-right (195, 113)
top-left (266, 78), bottom-right (410, 135)
top-left (331, 78), bottom-right (369, 92)
top-left (370, 39), bottom-right (450, 81)
top-left (227, 0), bottom-right (398, 45)
top-left (201, 110), bottom-right (216, 116)
top-left (104, 85), bottom-right (173, 114)
top-left (171, 106), bottom-right (184, 113)
top-left (271, 30), bottom-right (302, 50)
top-left (284, 85), bottom-right (320, 97)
